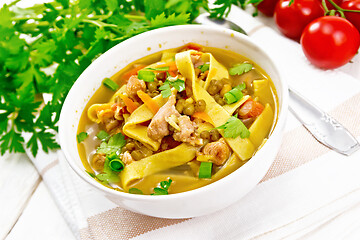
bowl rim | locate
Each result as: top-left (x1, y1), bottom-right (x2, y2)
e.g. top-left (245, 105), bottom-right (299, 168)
top-left (59, 24), bottom-right (289, 201)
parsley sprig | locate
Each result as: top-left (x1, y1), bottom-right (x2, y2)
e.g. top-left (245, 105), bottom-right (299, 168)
top-left (159, 75), bottom-right (185, 98)
top-left (216, 114), bottom-right (250, 139)
top-left (0, 0), bottom-right (235, 157)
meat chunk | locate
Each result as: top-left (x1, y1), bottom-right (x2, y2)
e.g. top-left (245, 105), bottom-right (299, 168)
top-left (173, 115), bottom-right (196, 143)
top-left (91, 153), bottom-right (106, 171)
top-left (202, 138), bottom-right (231, 166)
top-left (126, 75), bottom-right (146, 99)
top-left (122, 151), bottom-right (134, 165)
top-left (147, 94), bottom-right (180, 142)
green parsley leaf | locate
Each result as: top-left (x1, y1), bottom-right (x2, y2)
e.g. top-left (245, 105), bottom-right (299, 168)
top-left (198, 63), bottom-right (210, 73)
top-left (96, 130), bottom-right (110, 141)
top-left (97, 132), bottom-right (126, 155)
top-left (216, 115), bottom-right (250, 139)
top-left (77, 132), bottom-right (88, 143)
top-left (159, 76), bottom-right (185, 98)
top-left (159, 83), bottom-right (172, 98)
top-left (103, 78), bottom-right (119, 91)
top-left (138, 70), bottom-right (155, 82)
top-left (229, 63), bottom-right (253, 76)
top-left (129, 188), bottom-right (143, 194)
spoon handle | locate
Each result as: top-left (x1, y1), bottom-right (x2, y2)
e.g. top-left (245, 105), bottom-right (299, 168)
top-left (288, 88), bottom-right (359, 156)
top-left (195, 13), bottom-right (360, 156)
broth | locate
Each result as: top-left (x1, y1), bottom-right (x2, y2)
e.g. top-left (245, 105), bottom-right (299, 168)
top-left (77, 44), bottom-right (278, 195)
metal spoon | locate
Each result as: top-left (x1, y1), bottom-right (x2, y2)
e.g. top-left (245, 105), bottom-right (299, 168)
top-left (195, 14), bottom-right (360, 156)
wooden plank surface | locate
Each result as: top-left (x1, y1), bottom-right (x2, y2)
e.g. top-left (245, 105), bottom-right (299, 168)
top-left (6, 181), bottom-right (75, 240)
top-left (0, 154), bottom-right (41, 239)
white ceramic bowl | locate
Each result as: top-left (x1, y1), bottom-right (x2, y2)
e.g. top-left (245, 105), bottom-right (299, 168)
top-left (59, 25), bottom-right (288, 219)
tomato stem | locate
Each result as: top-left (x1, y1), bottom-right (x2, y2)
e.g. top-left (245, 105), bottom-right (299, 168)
top-left (325, 0), bottom-right (360, 14)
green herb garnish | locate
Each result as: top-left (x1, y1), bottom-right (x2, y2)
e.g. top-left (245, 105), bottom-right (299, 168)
top-left (97, 132), bottom-right (126, 155)
top-left (159, 75), bottom-right (185, 98)
top-left (0, 1), bottom-right (235, 157)
top-left (224, 83), bottom-right (246, 104)
top-left (199, 162), bottom-right (213, 179)
top-left (198, 63), bottom-right (210, 73)
top-left (109, 158), bottom-right (125, 172)
top-left (85, 170), bottom-right (96, 178)
top-left (77, 132), bottom-right (88, 143)
top-left (229, 63), bottom-right (253, 76)
top-left (145, 66), bottom-right (170, 71)
top-left (138, 70), bottom-right (155, 82)
top-left (103, 78), bottom-right (119, 91)
top-left (151, 179), bottom-right (173, 195)
top-left (95, 154), bottom-right (120, 184)
top-left (129, 188), bottom-right (143, 195)
top-left (216, 115), bottom-right (250, 139)
top-left (96, 130), bottom-right (110, 141)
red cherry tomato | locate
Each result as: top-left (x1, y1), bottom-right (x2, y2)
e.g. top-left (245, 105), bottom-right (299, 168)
top-left (274, 0), bottom-right (324, 40)
top-left (256, 0), bottom-right (280, 16)
top-left (300, 16), bottom-right (360, 69)
top-left (341, 0), bottom-right (360, 33)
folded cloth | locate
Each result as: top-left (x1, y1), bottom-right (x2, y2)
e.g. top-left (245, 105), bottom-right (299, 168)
top-left (26, 6), bottom-right (360, 240)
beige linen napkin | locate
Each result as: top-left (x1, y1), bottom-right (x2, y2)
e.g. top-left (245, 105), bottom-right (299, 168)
top-left (26, 6), bottom-right (360, 240)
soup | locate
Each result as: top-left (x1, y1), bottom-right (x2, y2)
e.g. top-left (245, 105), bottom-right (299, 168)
top-left (77, 43), bottom-right (278, 195)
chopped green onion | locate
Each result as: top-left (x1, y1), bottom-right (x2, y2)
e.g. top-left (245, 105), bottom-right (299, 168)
top-left (151, 179), bottom-right (173, 195)
top-left (96, 130), bottom-right (110, 141)
top-left (224, 83), bottom-right (246, 104)
top-left (152, 188), bottom-right (168, 195)
top-left (224, 91), bottom-right (238, 104)
top-left (138, 69), bottom-right (155, 82)
top-left (198, 63), bottom-right (210, 73)
top-left (129, 188), bottom-right (143, 194)
top-left (103, 78), bottom-right (119, 91)
top-left (160, 179), bottom-right (172, 190)
top-left (199, 162), bottom-right (213, 179)
top-left (76, 132), bottom-right (88, 143)
top-left (109, 159), bottom-right (125, 172)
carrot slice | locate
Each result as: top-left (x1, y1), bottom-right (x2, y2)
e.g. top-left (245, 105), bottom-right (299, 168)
top-left (137, 90), bottom-right (160, 114)
top-left (192, 111), bottom-right (212, 124)
top-left (119, 94), bottom-right (139, 113)
top-left (122, 64), bottom-right (146, 81)
top-left (153, 61), bottom-right (178, 72)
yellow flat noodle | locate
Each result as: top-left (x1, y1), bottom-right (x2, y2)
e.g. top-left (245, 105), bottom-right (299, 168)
top-left (249, 104), bottom-right (274, 148)
top-left (201, 53), bottom-right (229, 90)
top-left (175, 50), bottom-right (229, 93)
top-left (122, 93), bottom-right (171, 151)
top-left (161, 50), bottom-right (176, 62)
top-left (176, 51), bottom-right (256, 160)
top-left (87, 85), bottom-right (127, 123)
top-left (223, 95), bottom-right (250, 115)
top-left (120, 143), bottom-right (196, 190)
top-left (253, 79), bottom-right (274, 106)
top-left (188, 78), bottom-right (255, 159)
